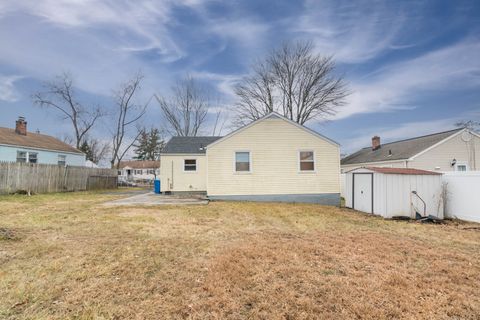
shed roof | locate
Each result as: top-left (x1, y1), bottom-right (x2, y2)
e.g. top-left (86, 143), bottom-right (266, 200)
top-left (162, 136), bottom-right (223, 154)
top-left (0, 127), bottom-right (83, 154)
top-left (363, 167), bottom-right (442, 175)
top-left (341, 128), bottom-right (463, 165)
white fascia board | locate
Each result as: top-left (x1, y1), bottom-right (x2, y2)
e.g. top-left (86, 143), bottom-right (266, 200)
top-left (206, 112), bottom-right (340, 149)
top-left (408, 129), bottom-right (465, 161)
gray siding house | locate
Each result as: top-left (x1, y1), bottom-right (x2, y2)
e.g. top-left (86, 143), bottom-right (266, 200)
top-left (341, 128), bottom-right (480, 172)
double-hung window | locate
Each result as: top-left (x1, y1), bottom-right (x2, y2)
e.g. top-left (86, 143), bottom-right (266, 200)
top-left (58, 155), bottom-right (66, 166)
top-left (16, 151), bottom-right (27, 163)
top-left (28, 152), bottom-right (38, 164)
top-left (299, 151), bottom-right (315, 172)
top-left (235, 152), bottom-right (251, 172)
top-left (184, 159), bottom-right (197, 171)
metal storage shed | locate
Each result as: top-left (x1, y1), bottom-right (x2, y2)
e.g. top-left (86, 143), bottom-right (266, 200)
top-left (344, 167), bottom-right (444, 219)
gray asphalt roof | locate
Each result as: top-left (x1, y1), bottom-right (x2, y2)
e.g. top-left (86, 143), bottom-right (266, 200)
top-left (341, 128), bottom-right (463, 165)
top-left (162, 136), bottom-right (223, 154)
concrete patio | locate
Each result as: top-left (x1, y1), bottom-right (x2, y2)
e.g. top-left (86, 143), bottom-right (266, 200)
top-left (103, 192), bottom-right (209, 206)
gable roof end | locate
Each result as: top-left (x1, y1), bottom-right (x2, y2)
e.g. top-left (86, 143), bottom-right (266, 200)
top-left (341, 128), bottom-right (464, 165)
top-left (206, 112), bottom-right (339, 149)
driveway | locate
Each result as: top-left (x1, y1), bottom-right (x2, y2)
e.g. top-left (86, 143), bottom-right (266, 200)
top-left (103, 192), bottom-right (209, 206)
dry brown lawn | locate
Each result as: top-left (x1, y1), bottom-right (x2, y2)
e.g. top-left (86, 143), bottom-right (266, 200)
top-left (0, 191), bottom-right (479, 319)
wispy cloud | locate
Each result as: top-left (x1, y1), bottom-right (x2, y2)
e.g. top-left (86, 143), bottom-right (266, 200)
top-left (336, 39), bottom-right (480, 119)
top-left (191, 71), bottom-right (241, 98)
top-left (0, 74), bottom-right (22, 102)
top-left (341, 111), bottom-right (480, 154)
top-left (295, 1), bottom-right (416, 63)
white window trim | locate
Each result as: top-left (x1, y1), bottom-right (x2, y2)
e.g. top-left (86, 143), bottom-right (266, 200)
top-left (233, 151), bottom-right (252, 174)
top-left (183, 159), bottom-right (198, 173)
top-left (17, 150), bottom-right (40, 164)
top-left (16, 151), bottom-right (27, 163)
top-left (58, 154), bottom-right (67, 166)
top-left (298, 150), bottom-right (316, 173)
top-left (455, 161), bottom-right (469, 171)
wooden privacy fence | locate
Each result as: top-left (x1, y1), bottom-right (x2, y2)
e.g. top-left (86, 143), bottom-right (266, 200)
top-left (0, 162), bottom-right (118, 194)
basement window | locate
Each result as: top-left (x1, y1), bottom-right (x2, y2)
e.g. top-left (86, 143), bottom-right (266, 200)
top-left (184, 159), bottom-right (197, 171)
top-left (16, 151), bottom-right (27, 163)
top-left (299, 151), bottom-right (315, 171)
top-left (235, 152), bottom-right (250, 172)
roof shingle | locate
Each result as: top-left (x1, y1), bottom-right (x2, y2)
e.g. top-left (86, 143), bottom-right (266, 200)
top-left (162, 136), bottom-right (223, 154)
top-left (363, 167), bottom-right (442, 175)
top-left (119, 160), bottom-right (160, 169)
top-left (341, 128), bottom-right (463, 165)
top-left (0, 127), bottom-right (83, 154)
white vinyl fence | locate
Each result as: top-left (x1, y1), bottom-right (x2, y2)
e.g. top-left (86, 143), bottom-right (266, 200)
top-left (443, 172), bottom-right (480, 223)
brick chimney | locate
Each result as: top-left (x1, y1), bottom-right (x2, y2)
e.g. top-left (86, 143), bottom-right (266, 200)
top-left (15, 116), bottom-right (27, 135)
top-left (372, 136), bottom-right (380, 150)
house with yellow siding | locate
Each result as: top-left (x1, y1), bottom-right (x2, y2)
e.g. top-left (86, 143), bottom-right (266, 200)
top-left (159, 112), bottom-right (341, 205)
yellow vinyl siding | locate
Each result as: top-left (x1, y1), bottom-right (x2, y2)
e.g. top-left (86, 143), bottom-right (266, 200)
top-left (409, 132), bottom-right (480, 171)
top-left (159, 155), bottom-right (207, 192)
top-left (206, 117), bottom-right (340, 196)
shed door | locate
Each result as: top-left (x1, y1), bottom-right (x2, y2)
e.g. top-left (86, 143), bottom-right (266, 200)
top-left (353, 173), bottom-right (373, 213)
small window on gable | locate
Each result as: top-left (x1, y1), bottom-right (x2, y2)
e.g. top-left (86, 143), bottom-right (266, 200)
top-left (184, 159), bottom-right (197, 171)
top-left (16, 151), bottom-right (27, 163)
top-left (457, 164), bottom-right (467, 172)
top-left (299, 151), bottom-right (315, 171)
top-left (28, 152), bottom-right (38, 164)
top-left (58, 155), bottom-right (66, 166)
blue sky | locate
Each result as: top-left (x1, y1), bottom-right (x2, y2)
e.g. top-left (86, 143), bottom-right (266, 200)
top-left (0, 0), bottom-right (479, 155)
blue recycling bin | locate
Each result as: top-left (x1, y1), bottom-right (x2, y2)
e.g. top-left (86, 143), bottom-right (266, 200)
top-left (154, 179), bottom-right (161, 194)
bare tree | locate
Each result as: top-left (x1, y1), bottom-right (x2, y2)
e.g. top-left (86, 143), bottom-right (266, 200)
top-left (155, 77), bottom-right (209, 136)
top-left (211, 107), bottom-right (228, 136)
top-left (79, 136), bottom-right (111, 164)
top-left (455, 120), bottom-right (480, 131)
top-left (33, 72), bottom-right (103, 148)
top-left (234, 41), bottom-right (349, 126)
top-left (110, 73), bottom-right (147, 169)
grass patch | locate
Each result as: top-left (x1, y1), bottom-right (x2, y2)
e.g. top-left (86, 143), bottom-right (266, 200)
top-left (0, 192), bottom-right (479, 319)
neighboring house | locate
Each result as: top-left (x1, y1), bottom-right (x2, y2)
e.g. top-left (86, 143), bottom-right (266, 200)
top-left (0, 116), bottom-right (85, 166)
top-left (341, 128), bottom-right (480, 173)
top-left (118, 160), bottom-right (160, 182)
top-left (160, 112), bottom-right (341, 204)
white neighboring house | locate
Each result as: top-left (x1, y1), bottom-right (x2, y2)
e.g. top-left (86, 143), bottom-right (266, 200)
top-left (341, 128), bottom-right (480, 173)
top-left (118, 160), bottom-right (160, 182)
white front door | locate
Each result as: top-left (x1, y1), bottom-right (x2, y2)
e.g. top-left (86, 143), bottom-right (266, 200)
top-left (353, 173), bottom-right (373, 213)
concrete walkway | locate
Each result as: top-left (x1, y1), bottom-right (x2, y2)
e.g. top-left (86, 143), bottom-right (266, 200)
top-left (103, 192), bottom-right (209, 206)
